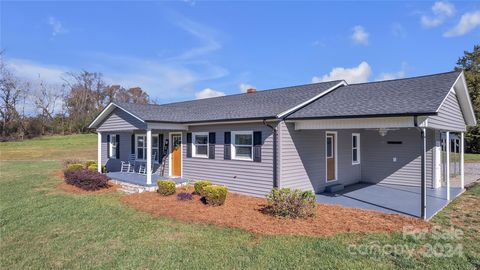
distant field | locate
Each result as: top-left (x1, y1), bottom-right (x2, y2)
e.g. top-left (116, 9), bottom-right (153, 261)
top-left (465, 153), bottom-right (480, 162)
top-left (0, 134), bottom-right (479, 269)
top-left (0, 134), bottom-right (96, 161)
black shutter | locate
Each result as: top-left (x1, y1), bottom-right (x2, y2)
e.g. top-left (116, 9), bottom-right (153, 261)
top-left (224, 132), bottom-right (231, 160)
top-left (253, 131), bottom-right (262, 162)
top-left (106, 134), bottom-right (110, 158)
top-left (186, 133), bottom-right (192, 158)
top-left (208, 132), bottom-right (216, 159)
top-left (116, 134), bottom-right (120, 159)
top-left (159, 134), bottom-right (164, 161)
top-left (131, 134), bottom-right (135, 155)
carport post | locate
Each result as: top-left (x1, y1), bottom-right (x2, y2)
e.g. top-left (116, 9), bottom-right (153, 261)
top-left (421, 128), bottom-right (427, 220)
top-left (446, 132), bottom-right (450, 201)
top-left (97, 132), bottom-right (102, 173)
top-left (146, 129), bottom-right (152, 185)
top-left (460, 132), bottom-right (464, 189)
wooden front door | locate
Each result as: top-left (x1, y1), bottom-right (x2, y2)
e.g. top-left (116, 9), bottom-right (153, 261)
top-left (171, 134), bottom-right (182, 176)
top-left (326, 133), bottom-right (336, 181)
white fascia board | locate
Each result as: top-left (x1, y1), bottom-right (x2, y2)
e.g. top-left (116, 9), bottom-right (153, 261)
top-left (88, 102), bottom-right (145, 129)
top-left (292, 116), bottom-right (416, 130)
top-left (456, 72), bottom-right (477, 126)
top-left (147, 122), bottom-right (188, 130)
top-left (276, 81), bottom-right (347, 119)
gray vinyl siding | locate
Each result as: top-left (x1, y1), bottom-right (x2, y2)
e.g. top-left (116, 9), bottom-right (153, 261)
top-left (101, 131), bottom-right (167, 174)
top-left (97, 108), bottom-right (146, 132)
top-left (428, 91), bottom-right (466, 132)
top-left (101, 132), bottom-right (133, 172)
top-left (361, 128), bottom-right (435, 188)
top-left (279, 122), bottom-right (362, 193)
top-left (182, 123), bottom-right (275, 197)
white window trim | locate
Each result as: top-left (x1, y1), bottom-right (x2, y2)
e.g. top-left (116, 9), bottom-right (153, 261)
top-left (352, 133), bottom-right (360, 165)
top-left (231, 131), bottom-right (254, 161)
top-left (109, 134), bottom-right (118, 159)
top-left (135, 134), bottom-right (160, 163)
top-left (192, 132), bottom-right (209, 158)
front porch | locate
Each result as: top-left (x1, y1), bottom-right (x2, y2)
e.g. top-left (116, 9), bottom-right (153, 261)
top-left (316, 183), bottom-right (464, 219)
top-left (107, 171), bottom-right (189, 188)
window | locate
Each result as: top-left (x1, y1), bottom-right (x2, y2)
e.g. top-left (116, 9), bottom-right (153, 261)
top-left (193, 132), bottom-right (209, 158)
top-left (232, 131), bottom-right (253, 160)
top-left (109, 134), bottom-right (118, 159)
top-left (152, 136), bottom-right (159, 162)
top-left (326, 136), bottom-right (333, 158)
top-left (136, 134), bottom-right (160, 162)
top-left (352, 133), bottom-right (360, 165)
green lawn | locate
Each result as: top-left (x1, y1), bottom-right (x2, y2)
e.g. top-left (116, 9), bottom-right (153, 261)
top-left (0, 134), bottom-right (479, 269)
top-left (465, 153), bottom-right (480, 162)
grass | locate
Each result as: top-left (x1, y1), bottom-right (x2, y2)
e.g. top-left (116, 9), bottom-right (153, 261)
top-left (465, 153), bottom-right (480, 162)
top-left (0, 134), bottom-right (479, 269)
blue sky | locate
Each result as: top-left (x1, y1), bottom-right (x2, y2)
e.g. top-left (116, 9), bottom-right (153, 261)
top-left (1, 1), bottom-right (479, 103)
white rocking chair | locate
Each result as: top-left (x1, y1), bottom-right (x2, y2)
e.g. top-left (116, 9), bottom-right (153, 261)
top-left (138, 153), bottom-right (156, 175)
top-left (121, 154), bottom-right (136, 173)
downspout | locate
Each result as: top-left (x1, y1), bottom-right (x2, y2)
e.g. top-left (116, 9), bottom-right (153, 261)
top-left (263, 119), bottom-right (279, 188)
top-left (414, 116), bottom-right (427, 220)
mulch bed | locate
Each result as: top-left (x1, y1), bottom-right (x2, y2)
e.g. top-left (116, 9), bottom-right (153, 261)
top-left (122, 187), bottom-right (430, 237)
top-left (51, 170), bottom-right (118, 194)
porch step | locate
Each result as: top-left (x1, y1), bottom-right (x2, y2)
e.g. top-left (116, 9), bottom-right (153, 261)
top-left (325, 184), bottom-right (345, 193)
top-left (111, 180), bottom-right (156, 194)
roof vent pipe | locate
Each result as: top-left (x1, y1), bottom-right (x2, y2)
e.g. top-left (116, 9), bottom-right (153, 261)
top-left (246, 88), bottom-right (256, 93)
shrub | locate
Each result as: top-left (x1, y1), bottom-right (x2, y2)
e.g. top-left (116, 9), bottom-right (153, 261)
top-left (194, 180), bottom-right (212, 195)
top-left (67, 163), bottom-right (84, 171)
top-left (63, 169), bottom-right (110, 191)
top-left (85, 160), bottom-right (97, 168)
top-left (177, 192), bottom-right (193, 201)
top-left (203, 185), bottom-right (228, 206)
top-left (87, 164), bottom-right (98, 172)
top-left (265, 188), bottom-right (316, 218)
top-left (157, 180), bottom-right (176, 196)
top-left (101, 165), bottom-right (107, 173)
top-left (63, 159), bottom-right (82, 169)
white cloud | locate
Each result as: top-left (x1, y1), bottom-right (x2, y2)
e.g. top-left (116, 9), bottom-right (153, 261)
top-left (195, 88), bottom-right (225, 99)
top-left (421, 1), bottom-right (455, 28)
top-left (444, 11), bottom-right (480, 37)
top-left (351, 26), bottom-right (369, 45)
top-left (392, 23), bottom-right (407, 38)
top-left (312, 61), bottom-right (372, 84)
top-left (48, 16), bottom-right (68, 36)
top-left (6, 58), bottom-right (68, 85)
top-left (239, 83), bottom-right (255, 93)
top-left (376, 62), bottom-right (408, 81)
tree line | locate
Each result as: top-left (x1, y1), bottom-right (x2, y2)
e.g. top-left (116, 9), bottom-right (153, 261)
top-left (1, 46), bottom-right (479, 153)
top-left (0, 51), bottom-right (151, 140)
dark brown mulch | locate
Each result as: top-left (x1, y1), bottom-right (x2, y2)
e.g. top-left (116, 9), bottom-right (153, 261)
top-left (121, 187), bottom-right (430, 237)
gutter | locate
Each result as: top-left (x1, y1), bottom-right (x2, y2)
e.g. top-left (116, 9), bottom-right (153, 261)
top-left (263, 119), bottom-right (279, 188)
top-left (414, 116), bottom-right (427, 220)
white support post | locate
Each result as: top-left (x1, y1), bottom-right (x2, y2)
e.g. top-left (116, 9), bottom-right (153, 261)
top-left (97, 132), bottom-right (102, 173)
top-left (446, 131), bottom-right (450, 201)
top-left (421, 128), bottom-right (427, 220)
top-left (146, 129), bottom-right (152, 185)
top-left (460, 132), bottom-right (464, 189)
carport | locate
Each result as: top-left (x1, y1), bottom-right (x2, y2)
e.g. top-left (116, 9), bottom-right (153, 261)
top-left (316, 183), bottom-right (464, 219)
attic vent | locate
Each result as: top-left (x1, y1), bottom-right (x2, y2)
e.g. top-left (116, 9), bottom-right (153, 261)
top-left (246, 88), bottom-right (256, 93)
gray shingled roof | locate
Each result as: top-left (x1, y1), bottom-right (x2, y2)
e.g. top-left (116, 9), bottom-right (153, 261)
top-left (287, 71), bottom-right (461, 119)
top-left (115, 80), bottom-right (342, 123)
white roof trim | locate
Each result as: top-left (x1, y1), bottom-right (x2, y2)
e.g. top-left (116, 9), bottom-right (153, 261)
top-left (276, 81), bottom-right (347, 119)
top-left (456, 71), bottom-right (477, 126)
top-left (88, 103), bottom-right (145, 129)
top-left (437, 72), bottom-right (476, 126)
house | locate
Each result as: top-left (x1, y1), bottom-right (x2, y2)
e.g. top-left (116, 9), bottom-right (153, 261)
top-left (88, 70), bottom-right (476, 219)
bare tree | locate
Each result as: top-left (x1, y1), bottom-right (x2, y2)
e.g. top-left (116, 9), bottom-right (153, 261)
top-left (32, 78), bottom-right (62, 134)
top-left (0, 52), bottom-right (26, 139)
